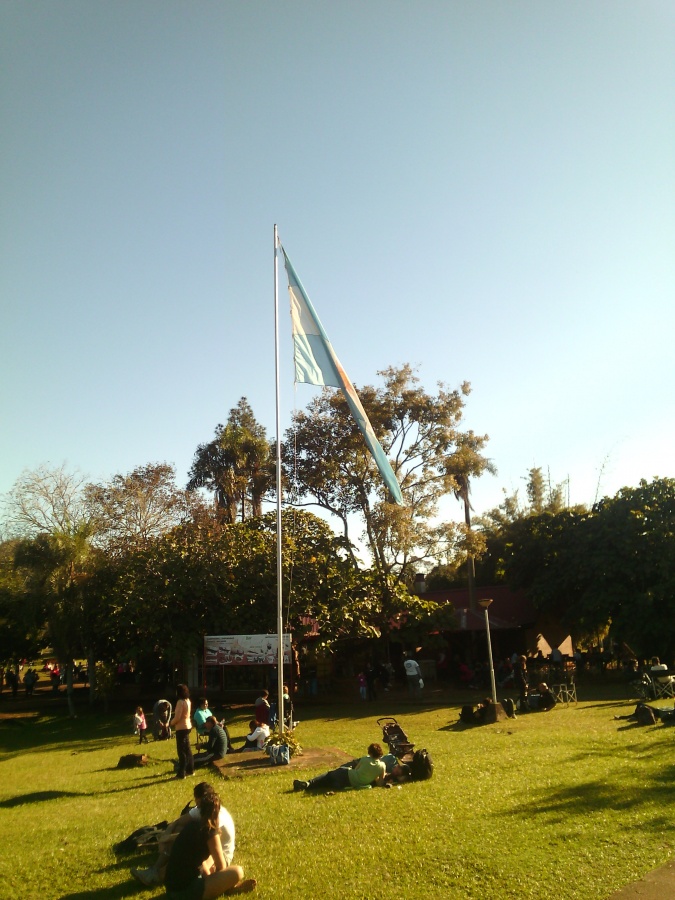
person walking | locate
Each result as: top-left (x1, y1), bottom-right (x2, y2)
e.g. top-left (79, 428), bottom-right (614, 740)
top-left (404, 655), bottom-right (422, 699)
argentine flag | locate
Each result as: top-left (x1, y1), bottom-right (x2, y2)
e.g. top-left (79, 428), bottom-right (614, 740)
top-left (282, 246), bottom-right (403, 506)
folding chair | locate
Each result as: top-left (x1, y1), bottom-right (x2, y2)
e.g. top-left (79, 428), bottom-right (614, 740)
top-left (551, 674), bottom-right (577, 706)
top-left (564, 675), bottom-right (578, 704)
top-left (652, 673), bottom-right (675, 700)
top-left (631, 673), bottom-right (653, 700)
top-left (551, 683), bottom-right (569, 706)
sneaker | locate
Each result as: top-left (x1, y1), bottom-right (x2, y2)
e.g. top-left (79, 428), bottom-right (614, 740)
top-left (293, 779), bottom-right (308, 792)
top-left (130, 867), bottom-right (160, 887)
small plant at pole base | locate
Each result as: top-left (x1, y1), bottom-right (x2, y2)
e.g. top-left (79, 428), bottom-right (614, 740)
top-left (264, 728), bottom-right (302, 757)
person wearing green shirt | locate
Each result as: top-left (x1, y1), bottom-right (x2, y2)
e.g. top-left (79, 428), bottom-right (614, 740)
top-left (293, 743), bottom-right (386, 792)
top-left (193, 698), bottom-right (213, 737)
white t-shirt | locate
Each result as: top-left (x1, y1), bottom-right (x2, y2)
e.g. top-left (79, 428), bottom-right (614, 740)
top-left (249, 724), bottom-right (270, 748)
top-left (189, 805), bottom-right (235, 865)
top-left (404, 659), bottom-right (420, 678)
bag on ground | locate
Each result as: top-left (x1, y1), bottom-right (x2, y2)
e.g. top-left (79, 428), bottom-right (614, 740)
top-left (460, 705), bottom-right (475, 725)
top-left (410, 748), bottom-right (433, 781)
top-left (637, 705), bottom-right (657, 726)
top-left (266, 743), bottom-right (290, 765)
top-left (116, 753), bottom-right (149, 769)
top-left (113, 822), bottom-right (168, 854)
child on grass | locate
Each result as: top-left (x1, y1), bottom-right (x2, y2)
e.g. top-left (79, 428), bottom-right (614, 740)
top-left (134, 706), bottom-right (149, 744)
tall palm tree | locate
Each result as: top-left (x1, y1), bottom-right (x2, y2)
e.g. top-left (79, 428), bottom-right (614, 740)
top-left (187, 399), bottom-right (274, 522)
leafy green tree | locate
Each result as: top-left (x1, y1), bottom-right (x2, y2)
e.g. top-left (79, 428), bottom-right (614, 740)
top-left (481, 477), bottom-right (675, 658)
top-left (108, 510), bottom-right (451, 661)
top-left (2, 465), bottom-right (102, 712)
top-left (0, 539), bottom-right (45, 667)
top-left (13, 523), bottom-right (100, 716)
top-left (588, 478), bottom-right (675, 658)
top-left (187, 398), bottom-right (274, 522)
top-left (282, 364), bottom-right (492, 586)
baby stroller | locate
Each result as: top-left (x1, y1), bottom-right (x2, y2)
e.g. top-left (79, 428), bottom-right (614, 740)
top-left (377, 717), bottom-right (415, 761)
top-left (152, 699), bottom-right (172, 741)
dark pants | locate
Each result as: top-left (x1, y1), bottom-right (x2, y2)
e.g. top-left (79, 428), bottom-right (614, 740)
top-left (175, 729), bottom-right (194, 777)
top-left (306, 766), bottom-right (351, 792)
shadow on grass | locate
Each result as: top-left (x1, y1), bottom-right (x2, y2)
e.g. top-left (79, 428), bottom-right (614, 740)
top-left (59, 883), bottom-right (143, 900)
top-left (59, 854), bottom-right (159, 899)
top-left (0, 789), bottom-right (84, 807)
top-left (503, 755), bottom-right (675, 833)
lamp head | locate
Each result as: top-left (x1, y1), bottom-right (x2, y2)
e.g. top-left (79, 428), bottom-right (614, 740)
top-left (478, 598), bottom-right (493, 610)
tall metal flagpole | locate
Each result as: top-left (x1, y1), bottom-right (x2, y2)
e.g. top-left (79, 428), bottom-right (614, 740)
top-left (274, 225), bottom-right (285, 732)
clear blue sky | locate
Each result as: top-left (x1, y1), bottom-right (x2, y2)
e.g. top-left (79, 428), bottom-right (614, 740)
top-left (2, 1), bottom-right (674, 526)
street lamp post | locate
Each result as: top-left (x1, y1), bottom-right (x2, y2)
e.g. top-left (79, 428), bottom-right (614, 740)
top-left (478, 597), bottom-right (498, 705)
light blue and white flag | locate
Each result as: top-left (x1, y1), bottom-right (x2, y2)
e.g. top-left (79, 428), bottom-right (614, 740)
top-left (281, 246), bottom-right (403, 505)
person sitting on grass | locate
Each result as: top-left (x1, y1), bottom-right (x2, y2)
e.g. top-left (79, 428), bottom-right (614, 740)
top-left (162, 790), bottom-right (255, 898)
top-left (537, 682), bottom-right (557, 711)
top-left (293, 743), bottom-right (386, 793)
top-left (131, 782), bottom-right (235, 888)
top-left (238, 719), bottom-right (270, 752)
top-left (194, 717), bottom-right (230, 768)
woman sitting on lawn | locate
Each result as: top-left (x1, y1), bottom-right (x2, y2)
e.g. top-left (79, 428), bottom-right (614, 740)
top-left (239, 719), bottom-right (270, 752)
top-left (163, 790), bottom-right (255, 898)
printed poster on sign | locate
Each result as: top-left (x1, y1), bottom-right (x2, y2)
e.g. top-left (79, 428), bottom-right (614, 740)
top-left (204, 634), bottom-right (292, 666)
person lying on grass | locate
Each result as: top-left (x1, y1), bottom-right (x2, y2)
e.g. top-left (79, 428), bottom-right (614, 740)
top-left (131, 781), bottom-right (235, 888)
top-left (614, 701), bottom-right (675, 723)
top-left (293, 742), bottom-right (386, 792)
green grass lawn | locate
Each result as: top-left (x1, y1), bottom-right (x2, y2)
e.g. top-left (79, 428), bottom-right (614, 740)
top-left (1, 689), bottom-right (674, 900)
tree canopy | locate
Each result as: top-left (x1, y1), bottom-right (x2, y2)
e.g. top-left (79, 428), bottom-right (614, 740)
top-left (187, 398), bottom-right (274, 522)
top-left (476, 475), bottom-right (675, 658)
top-left (282, 364), bottom-right (493, 585)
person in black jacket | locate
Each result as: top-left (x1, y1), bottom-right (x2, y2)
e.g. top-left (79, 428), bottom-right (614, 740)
top-left (194, 717), bottom-right (230, 768)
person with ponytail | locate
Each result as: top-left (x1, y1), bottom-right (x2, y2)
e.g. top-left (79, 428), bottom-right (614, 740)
top-left (163, 789), bottom-right (255, 898)
top-left (170, 683), bottom-right (195, 779)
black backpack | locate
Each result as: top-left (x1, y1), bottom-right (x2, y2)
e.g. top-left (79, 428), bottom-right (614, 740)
top-left (502, 698), bottom-right (516, 719)
top-left (636, 705), bottom-right (657, 726)
top-left (113, 822), bottom-right (168, 854)
top-left (410, 748), bottom-right (433, 781)
top-left (460, 705), bottom-right (475, 725)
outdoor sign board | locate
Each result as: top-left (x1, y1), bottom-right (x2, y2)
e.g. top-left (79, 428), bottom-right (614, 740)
top-left (204, 634), bottom-right (292, 666)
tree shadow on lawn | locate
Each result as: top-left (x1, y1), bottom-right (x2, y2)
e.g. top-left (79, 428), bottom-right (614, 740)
top-left (1, 773), bottom-right (171, 808)
top-left (503, 757), bottom-right (675, 832)
top-left (60, 853), bottom-right (164, 900)
top-left (0, 789), bottom-right (84, 807)
top-left (59, 883), bottom-right (144, 900)
top-left (0, 714), bottom-right (138, 756)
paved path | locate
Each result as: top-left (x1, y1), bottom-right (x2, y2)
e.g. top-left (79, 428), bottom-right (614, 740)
top-left (609, 859), bottom-right (675, 898)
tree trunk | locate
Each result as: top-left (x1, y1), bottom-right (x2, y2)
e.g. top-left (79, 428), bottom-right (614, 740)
top-left (65, 660), bottom-right (76, 718)
top-left (88, 650), bottom-right (96, 706)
